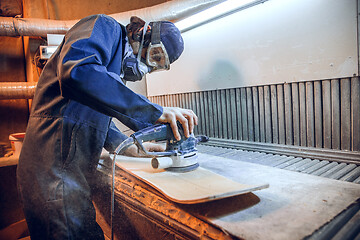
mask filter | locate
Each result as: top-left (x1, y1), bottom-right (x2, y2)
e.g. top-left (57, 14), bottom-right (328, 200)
top-left (122, 53), bottom-right (151, 82)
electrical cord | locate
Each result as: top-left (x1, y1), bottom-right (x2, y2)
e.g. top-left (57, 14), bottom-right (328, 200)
top-left (111, 137), bottom-right (134, 240)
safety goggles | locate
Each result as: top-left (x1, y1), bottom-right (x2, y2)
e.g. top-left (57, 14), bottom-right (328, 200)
top-left (137, 22), bottom-right (170, 73)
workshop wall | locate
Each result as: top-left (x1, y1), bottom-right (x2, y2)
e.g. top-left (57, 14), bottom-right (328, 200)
top-left (147, 0), bottom-right (358, 95)
top-left (147, 0), bottom-right (360, 157)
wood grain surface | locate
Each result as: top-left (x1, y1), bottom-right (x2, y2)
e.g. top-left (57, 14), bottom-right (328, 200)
top-left (114, 155), bottom-right (269, 204)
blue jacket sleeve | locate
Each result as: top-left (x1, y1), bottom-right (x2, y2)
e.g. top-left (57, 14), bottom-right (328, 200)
top-left (58, 14), bottom-right (162, 131)
top-left (103, 120), bottom-right (129, 153)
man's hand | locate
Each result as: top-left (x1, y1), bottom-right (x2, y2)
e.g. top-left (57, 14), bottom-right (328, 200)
top-left (156, 107), bottom-right (198, 140)
top-left (123, 142), bottom-right (165, 157)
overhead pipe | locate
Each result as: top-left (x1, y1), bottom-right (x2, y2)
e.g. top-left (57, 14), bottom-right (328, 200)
top-left (0, 82), bottom-right (37, 100)
top-left (0, 0), bottom-right (226, 100)
top-left (0, 0), bottom-right (226, 37)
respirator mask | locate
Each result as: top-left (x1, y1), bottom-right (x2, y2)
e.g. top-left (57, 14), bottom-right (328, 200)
top-left (122, 22), bottom-right (151, 82)
top-left (122, 22), bottom-right (170, 82)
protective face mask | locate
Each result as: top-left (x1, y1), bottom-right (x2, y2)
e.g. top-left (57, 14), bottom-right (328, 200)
top-left (121, 24), bottom-right (151, 82)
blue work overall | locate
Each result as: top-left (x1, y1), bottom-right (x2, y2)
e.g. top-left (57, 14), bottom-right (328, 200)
top-left (17, 14), bottom-right (162, 239)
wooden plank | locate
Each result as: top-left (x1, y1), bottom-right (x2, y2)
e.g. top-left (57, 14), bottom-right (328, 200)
top-left (220, 89), bottom-right (228, 139)
top-left (180, 94), bottom-right (184, 108)
top-left (247, 87), bottom-right (254, 142)
top-left (201, 91), bottom-right (209, 137)
top-left (167, 95), bottom-right (171, 106)
top-left (271, 85), bottom-right (279, 144)
top-left (230, 89), bottom-right (238, 140)
top-left (306, 82), bottom-right (315, 147)
top-left (264, 85), bottom-right (272, 143)
top-left (292, 83), bottom-right (300, 146)
top-left (161, 95), bottom-right (165, 107)
top-left (284, 83), bottom-right (293, 145)
top-left (186, 93), bottom-right (193, 132)
top-left (187, 93), bottom-right (192, 111)
top-left (184, 93), bottom-right (189, 110)
top-left (162, 95), bottom-right (166, 106)
top-left (216, 90), bottom-right (223, 138)
top-left (191, 92), bottom-right (199, 135)
top-left (170, 94), bottom-right (174, 107)
top-left (182, 93), bottom-right (187, 109)
top-left (161, 95), bottom-right (165, 106)
top-left (277, 85), bottom-right (286, 145)
top-left (258, 86), bottom-right (266, 142)
top-left (331, 79), bottom-right (341, 150)
top-left (226, 89), bottom-right (233, 139)
top-left (322, 80), bottom-right (332, 149)
top-left (351, 77), bottom-right (360, 151)
top-left (155, 96), bottom-right (159, 105)
top-left (151, 96), bottom-right (155, 105)
top-left (115, 155), bottom-right (269, 204)
top-left (169, 94), bottom-right (173, 107)
top-left (241, 88), bottom-right (248, 140)
top-left (158, 96), bottom-right (162, 107)
top-left (174, 94), bottom-right (178, 107)
top-left (236, 88), bottom-right (243, 140)
top-left (181, 94), bottom-right (185, 108)
top-left (299, 82), bottom-right (307, 146)
top-left (199, 92), bottom-right (206, 136)
top-left (164, 95), bottom-right (167, 107)
top-left (314, 81), bottom-right (323, 148)
top-left (207, 91), bottom-right (215, 138)
top-left (340, 78), bottom-right (351, 150)
top-left (252, 87), bottom-right (260, 142)
top-left (177, 94), bottom-right (181, 107)
top-left (166, 94), bottom-right (171, 107)
top-left (195, 92), bottom-right (202, 135)
top-left (212, 90), bottom-right (219, 138)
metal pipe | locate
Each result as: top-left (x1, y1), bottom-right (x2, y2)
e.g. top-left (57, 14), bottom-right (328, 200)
top-left (0, 82), bottom-right (37, 100)
top-left (0, 0), bottom-right (226, 100)
top-left (0, 17), bottom-right (78, 37)
top-left (0, 0), bottom-right (226, 37)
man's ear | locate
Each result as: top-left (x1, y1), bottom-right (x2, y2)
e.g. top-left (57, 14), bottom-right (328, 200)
top-left (126, 16), bottom-right (145, 36)
top-left (126, 16), bottom-right (146, 54)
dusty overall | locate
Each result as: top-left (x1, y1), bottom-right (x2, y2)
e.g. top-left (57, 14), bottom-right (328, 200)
top-left (17, 14), bottom-right (162, 239)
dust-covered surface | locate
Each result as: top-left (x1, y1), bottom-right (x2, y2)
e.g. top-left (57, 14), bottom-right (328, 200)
top-left (196, 153), bottom-right (360, 240)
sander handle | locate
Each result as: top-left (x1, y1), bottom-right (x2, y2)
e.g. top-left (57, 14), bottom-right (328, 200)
top-left (131, 123), bottom-right (175, 143)
top-left (130, 123), bottom-right (178, 157)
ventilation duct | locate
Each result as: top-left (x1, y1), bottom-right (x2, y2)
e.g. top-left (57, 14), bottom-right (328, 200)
top-left (0, 0), bottom-right (226, 37)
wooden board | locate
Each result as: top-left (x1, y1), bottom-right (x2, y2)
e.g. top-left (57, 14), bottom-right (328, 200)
top-left (114, 155), bottom-right (269, 204)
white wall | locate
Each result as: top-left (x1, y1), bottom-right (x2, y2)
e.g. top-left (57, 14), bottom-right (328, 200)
top-left (146, 0), bottom-right (358, 96)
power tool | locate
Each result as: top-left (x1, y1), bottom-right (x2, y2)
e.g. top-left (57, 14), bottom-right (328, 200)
top-left (114, 123), bottom-right (208, 172)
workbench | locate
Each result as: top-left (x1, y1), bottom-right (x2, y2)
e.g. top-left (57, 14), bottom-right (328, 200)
top-left (94, 151), bottom-right (360, 240)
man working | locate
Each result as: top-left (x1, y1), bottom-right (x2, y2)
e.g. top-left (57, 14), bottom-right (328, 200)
top-left (17, 14), bottom-right (197, 239)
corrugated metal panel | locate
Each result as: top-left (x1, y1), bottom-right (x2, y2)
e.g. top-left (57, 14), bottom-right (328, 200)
top-left (196, 144), bottom-right (360, 184)
top-left (149, 77), bottom-right (360, 156)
